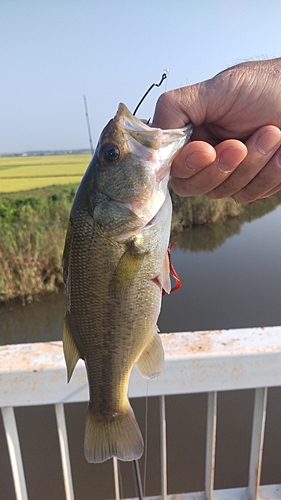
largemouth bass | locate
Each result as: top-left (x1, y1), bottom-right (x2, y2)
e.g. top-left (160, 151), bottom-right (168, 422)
top-left (62, 103), bottom-right (192, 463)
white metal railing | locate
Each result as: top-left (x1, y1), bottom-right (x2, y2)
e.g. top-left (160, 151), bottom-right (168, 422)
top-left (1, 327), bottom-right (281, 500)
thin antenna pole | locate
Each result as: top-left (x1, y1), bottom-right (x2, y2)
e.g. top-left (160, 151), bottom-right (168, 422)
top-left (83, 95), bottom-right (94, 155)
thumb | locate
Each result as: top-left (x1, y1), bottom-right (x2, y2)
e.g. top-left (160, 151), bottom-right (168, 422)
top-left (152, 82), bottom-right (206, 129)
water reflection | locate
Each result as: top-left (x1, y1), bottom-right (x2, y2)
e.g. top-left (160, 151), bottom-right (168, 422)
top-left (159, 204), bottom-right (281, 332)
top-left (172, 192), bottom-right (281, 252)
top-left (0, 290), bottom-right (64, 345)
top-left (174, 217), bottom-right (241, 252)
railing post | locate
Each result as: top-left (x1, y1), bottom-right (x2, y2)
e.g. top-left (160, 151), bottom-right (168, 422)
top-left (54, 403), bottom-right (75, 500)
top-left (112, 457), bottom-right (120, 500)
top-left (248, 387), bottom-right (268, 500)
top-left (1, 406), bottom-right (28, 500)
top-left (205, 392), bottom-right (217, 500)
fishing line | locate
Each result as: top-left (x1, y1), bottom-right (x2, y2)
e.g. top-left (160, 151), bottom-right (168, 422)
top-left (132, 382), bottom-right (149, 499)
top-left (133, 70), bottom-right (169, 117)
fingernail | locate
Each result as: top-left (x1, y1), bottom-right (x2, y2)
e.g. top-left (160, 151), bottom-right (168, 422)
top-left (218, 148), bottom-right (237, 173)
top-left (255, 129), bottom-right (281, 155)
top-left (184, 151), bottom-right (201, 170)
top-left (185, 151), bottom-right (212, 171)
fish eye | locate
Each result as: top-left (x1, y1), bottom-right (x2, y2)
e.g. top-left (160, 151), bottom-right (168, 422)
top-left (100, 143), bottom-right (120, 163)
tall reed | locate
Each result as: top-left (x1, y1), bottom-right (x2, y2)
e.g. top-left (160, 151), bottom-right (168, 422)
top-left (0, 186), bottom-right (75, 303)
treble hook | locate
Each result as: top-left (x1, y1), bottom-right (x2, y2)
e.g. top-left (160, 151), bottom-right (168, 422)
top-left (133, 69), bottom-right (169, 116)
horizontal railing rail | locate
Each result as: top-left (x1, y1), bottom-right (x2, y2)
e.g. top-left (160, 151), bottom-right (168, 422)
top-left (1, 326), bottom-right (281, 500)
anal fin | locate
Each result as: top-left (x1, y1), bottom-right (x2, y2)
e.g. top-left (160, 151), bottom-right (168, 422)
top-left (63, 319), bottom-right (80, 382)
top-left (136, 329), bottom-right (164, 379)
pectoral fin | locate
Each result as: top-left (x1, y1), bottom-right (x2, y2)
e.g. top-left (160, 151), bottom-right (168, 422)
top-left (63, 319), bottom-right (80, 382)
top-left (111, 249), bottom-right (145, 291)
top-left (136, 329), bottom-right (164, 379)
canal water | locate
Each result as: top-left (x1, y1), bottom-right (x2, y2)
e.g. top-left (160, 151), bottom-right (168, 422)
top-left (1, 202), bottom-right (281, 499)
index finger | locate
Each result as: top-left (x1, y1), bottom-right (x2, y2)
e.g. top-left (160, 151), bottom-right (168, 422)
top-left (171, 141), bottom-right (216, 178)
top-left (152, 90), bottom-right (191, 129)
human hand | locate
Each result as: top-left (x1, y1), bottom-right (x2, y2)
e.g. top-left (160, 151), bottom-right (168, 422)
top-left (152, 59), bottom-right (281, 202)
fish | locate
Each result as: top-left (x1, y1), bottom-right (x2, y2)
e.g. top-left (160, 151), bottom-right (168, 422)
top-left (62, 103), bottom-right (193, 463)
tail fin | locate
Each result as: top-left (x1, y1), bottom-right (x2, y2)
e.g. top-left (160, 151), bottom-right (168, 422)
top-left (84, 403), bottom-right (144, 463)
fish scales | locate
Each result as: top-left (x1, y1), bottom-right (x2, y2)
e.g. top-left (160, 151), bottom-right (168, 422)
top-left (62, 103), bottom-right (193, 463)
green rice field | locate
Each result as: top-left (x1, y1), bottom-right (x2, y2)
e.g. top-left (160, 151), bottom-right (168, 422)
top-left (0, 153), bottom-right (91, 193)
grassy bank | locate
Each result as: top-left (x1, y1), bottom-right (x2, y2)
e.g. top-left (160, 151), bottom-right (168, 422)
top-left (0, 154), bottom-right (88, 302)
top-left (1, 182), bottom-right (281, 304)
top-left (170, 190), bottom-right (243, 233)
top-left (0, 185), bottom-right (76, 303)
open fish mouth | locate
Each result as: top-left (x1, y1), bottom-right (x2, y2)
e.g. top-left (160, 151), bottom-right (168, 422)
top-left (105, 103), bottom-right (193, 231)
top-left (116, 103), bottom-right (193, 161)
top-left (123, 105), bottom-right (193, 182)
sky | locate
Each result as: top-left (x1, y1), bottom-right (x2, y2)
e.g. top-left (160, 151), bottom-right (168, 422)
top-left (1, 0), bottom-right (281, 155)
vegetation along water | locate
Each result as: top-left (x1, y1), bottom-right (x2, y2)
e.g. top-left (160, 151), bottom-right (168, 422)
top-left (1, 153), bottom-right (281, 304)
